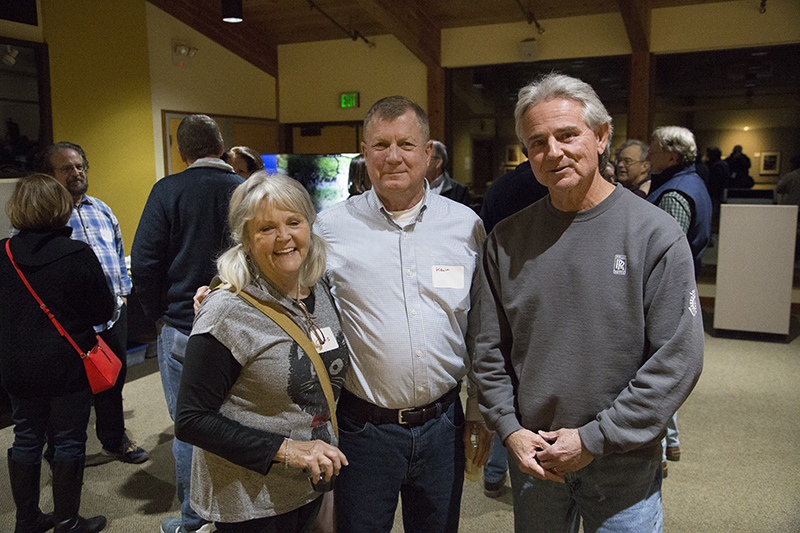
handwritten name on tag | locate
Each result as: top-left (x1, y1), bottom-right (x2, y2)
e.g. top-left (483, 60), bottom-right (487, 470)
top-left (432, 265), bottom-right (464, 289)
top-left (316, 327), bottom-right (339, 353)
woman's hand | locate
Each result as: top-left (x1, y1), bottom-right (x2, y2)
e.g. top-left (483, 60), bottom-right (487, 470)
top-left (277, 439), bottom-right (348, 483)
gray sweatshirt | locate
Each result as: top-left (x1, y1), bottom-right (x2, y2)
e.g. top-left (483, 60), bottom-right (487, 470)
top-left (475, 185), bottom-right (704, 459)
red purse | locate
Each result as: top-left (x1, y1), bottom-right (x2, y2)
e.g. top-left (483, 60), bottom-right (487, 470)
top-left (5, 240), bottom-right (121, 394)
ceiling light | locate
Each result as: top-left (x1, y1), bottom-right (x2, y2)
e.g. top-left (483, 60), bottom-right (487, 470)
top-left (222, 0), bottom-right (243, 23)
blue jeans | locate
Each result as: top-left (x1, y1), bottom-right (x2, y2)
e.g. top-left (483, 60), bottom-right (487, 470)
top-left (10, 388), bottom-right (91, 465)
top-left (335, 399), bottom-right (465, 533)
top-left (508, 452), bottom-right (663, 533)
top-left (662, 412), bottom-right (679, 461)
top-left (158, 322), bottom-right (207, 531)
top-left (484, 433), bottom-right (508, 484)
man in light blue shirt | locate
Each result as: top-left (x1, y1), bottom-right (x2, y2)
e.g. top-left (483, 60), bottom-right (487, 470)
top-left (315, 96), bottom-right (490, 532)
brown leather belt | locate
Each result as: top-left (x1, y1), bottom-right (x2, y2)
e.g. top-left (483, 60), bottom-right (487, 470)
top-left (339, 386), bottom-right (460, 427)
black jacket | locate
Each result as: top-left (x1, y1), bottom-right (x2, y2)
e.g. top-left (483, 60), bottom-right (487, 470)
top-left (0, 229), bottom-right (115, 398)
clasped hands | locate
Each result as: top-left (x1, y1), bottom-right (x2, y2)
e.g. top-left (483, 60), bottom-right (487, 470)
top-left (505, 427), bottom-right (594, 483)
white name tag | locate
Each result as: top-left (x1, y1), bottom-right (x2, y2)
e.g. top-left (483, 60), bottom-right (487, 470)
top-left (432, 265), bottom-right (464, 289)
top-left (316, 327), bottom-right (339, 353)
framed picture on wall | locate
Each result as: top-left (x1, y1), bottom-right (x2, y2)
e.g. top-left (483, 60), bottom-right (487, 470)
top-left (760, 152), bottom-right (780, 175)
top-left (505, 144), bottom-right (521, 164)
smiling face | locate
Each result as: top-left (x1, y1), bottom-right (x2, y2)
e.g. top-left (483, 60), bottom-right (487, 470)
top-left (521, 98), bottom-right (611, 210)
top-left (361, 109), bottom-right (432, 211)
top-left (50, 148), bottom-right (88, 202)
top-left (247, 201), bottom-right (311, 295)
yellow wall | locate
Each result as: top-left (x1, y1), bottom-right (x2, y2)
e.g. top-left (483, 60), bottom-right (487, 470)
top-left (278, 35), bottom-right (427, 124)
top-left (652, 0), bottom-right (800, 53)
top-left (145, 3), bottom-right (276, 180)
top-left (442, 13), bottom-right (631, 67)
top-left (42, 0), bottom-right (155, 248)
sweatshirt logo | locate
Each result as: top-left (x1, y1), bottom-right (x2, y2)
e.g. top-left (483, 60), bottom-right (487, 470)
top-left (688, 289), bottom-right (698, 317)
top-left (613, 254), bottom-right (627, 275)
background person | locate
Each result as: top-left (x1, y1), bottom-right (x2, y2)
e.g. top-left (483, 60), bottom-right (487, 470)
top-left (1, 174), bottom-right (114, 533)
top-left (131, 114), bottom-right (243, 533)
top-left (615, 139), bottom-right (651, 198)
top-left (31, 142), bottom-right (149, 466)
top-left (425, 140), bottom-right (473, 206)
top-left (222, 146), bottom-right (264, 180)
top-left (347, 154), bottom-right (371, 197)
top-left (175, 173), bottom-right (348, 532)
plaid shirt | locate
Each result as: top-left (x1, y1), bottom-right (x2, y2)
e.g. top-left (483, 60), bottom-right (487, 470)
top-left (68, 195), bottom-right (132, 331)
top-left (658, 191), bottom-right (692, 234)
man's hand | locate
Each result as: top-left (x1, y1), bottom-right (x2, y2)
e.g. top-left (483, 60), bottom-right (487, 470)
top-left (193, 285), bottom-right (210, 313)
top-left (463, 420), bottom-right (494, 467)
top-left (504, 429), bottom-right (564, 483)
top-left (535, 428), bottom-right (594, 476)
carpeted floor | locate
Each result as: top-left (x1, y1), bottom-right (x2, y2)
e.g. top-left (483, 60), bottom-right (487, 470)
top-left (1, 312), bottom-right (799, 532)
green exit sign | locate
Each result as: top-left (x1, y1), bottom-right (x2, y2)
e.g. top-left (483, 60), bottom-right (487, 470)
top-left (341, 92), bottom-right (360, 108)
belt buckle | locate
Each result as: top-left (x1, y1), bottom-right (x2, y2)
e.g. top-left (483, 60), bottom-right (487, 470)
top-left (398, 407), bottom-right (413, 424)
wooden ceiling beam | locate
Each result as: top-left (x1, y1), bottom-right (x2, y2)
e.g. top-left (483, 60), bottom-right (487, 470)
top-left (617, 0), bottom-right (653, 141)
top-left (147, 0), bottom-right (278, 78)
top-left (353, 0), bottom-right (441, 68)
top-left (617, 0), bottom-right (651, 53)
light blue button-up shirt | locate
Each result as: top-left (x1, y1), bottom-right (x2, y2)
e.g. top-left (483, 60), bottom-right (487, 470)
top-left (316, 186), bottom-right (485, 416)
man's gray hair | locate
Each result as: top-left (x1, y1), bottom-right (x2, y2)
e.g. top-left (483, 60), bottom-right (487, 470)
top-left (176, 114), bottom-right (224, 161)
top-left (430, 140), bottom-right (448, 168)
top-left (618, 139), bottom-right (650, 160)
top-left (514, 73), bottom-right (614, 168)
top-left (35, 141), bottom-right (90, 174)
top-left (651, 126), bottom-right (697, 168)
top-left (216, 172), bottom-right (326, 293)
top-left (363, 96), bottom-right (430, 142)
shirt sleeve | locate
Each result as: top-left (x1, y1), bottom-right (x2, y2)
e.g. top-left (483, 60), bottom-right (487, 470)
top-left (658, 191), bottom-right (692, 234)
top-left (464, 220), bottom-right (486, 421)
top-left (578, 236), bottom-right (704, 457)
top-left (174, 332), bottom-right (285, 475)
top-left (473, 233), bottom-right (524, 441)
top-left (109, 208), bottom-right (132, 296)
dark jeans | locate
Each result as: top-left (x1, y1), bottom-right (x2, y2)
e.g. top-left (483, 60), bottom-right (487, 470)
top-left (94, 304), bottom-right (128, 451)
top-left (214, 497), bottom-right (322, 533)
top-left (10, 387), bottom-right (92, 465)
top-left (335, 399), bottom-right (465, 533)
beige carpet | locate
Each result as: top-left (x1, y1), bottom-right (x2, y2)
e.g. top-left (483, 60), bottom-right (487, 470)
top-left (1, 318), bottom-right (799, 532)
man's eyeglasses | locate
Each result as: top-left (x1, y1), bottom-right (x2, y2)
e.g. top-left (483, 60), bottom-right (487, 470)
top-left (616, 158), bottom-right (644, 167)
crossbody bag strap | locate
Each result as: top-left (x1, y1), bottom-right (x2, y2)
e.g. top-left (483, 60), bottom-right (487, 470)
top-left (5, 240), bottom-right (85, 357)
top-left (236, 289), bottom-right (339, 439)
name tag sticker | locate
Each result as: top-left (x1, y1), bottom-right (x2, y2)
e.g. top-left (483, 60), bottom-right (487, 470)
top-left (316, 327), bottom-right (339, 353)
top-left (432, 265), bottom-right (464, 289)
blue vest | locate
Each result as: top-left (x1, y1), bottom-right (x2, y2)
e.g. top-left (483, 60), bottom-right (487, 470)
top-left (647, 165), bottom-right (712, 275)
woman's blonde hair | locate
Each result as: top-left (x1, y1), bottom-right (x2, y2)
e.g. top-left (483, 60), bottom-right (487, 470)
top-left (216, 171), bottom-right (327, 293)
top-left (7, 173), bottom-right (73, 231)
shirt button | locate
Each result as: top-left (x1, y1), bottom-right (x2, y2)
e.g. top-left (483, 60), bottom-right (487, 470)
top-left (417, 386), bottom-right (424, 393)
top-left (406, 269), bottom-right (412, 276)
top-left (416, 350), bottom-right (422, 357)
top-left (411, 309), bottom-right (417, 316)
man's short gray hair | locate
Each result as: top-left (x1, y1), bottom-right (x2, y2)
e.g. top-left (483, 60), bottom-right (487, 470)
top-left (363, 96), bottom-right (430, 142)
top-left (430, 140), bottom-right (448, 168)
top-left (618, 139), bottom-right (650, 160)
top-left (651, 126), bottom-right (697, 168)
top-left (177, 114), bottom-right (224, 161)
top-left (514, 73), bottom-right (614, 169)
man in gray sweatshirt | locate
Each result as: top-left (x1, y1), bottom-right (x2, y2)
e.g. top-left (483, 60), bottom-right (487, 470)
top-left (474, 73), bottom-right (704, 532)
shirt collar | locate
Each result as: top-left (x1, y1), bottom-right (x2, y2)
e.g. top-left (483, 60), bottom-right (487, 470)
top-left (188, 157), bottom-right (234, 172)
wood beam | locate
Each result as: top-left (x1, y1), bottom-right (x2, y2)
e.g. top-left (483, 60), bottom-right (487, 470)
top-left (354, 0), bottom-right (444, 141)
top-left (147, 0), bottom-right (278, 78)
top-left (618, 0), bottom-right (652, 141)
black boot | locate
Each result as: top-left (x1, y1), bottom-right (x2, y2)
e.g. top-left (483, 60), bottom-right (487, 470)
top-left (7, 448), bottom-right (54, 533)
top-left (52, 457), bottom-right (106, 533)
